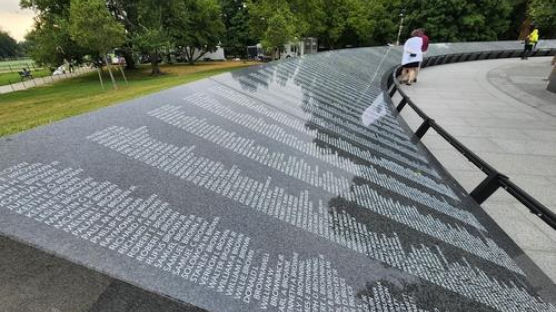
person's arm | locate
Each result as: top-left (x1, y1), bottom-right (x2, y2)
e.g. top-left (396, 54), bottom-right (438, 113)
top-left (421, 36), bottom-right (429, 52)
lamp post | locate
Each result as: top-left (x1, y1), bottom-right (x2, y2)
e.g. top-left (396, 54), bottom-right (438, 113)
top-left (396, 10), bottom-right (405, 46)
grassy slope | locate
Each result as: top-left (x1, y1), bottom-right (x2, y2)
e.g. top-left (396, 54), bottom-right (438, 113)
top-left (0, 62), bottom-right (254, 137)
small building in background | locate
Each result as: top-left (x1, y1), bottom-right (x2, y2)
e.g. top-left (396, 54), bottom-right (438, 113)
top-left (191, 46), bottom-right (226, 61)
top-left (247, 37), bottom-right (318, 61)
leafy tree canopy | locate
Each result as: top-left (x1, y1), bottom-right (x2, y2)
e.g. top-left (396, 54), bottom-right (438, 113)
top-left (247, 0), bottom-right (299, 53)
top-left (22, 0), bottom-right (89, 66)
top-left (400, 0), bottom-right (513, 42)
top-left (21, 0), bottom-right (548, 67)
top-left (176, 0), bottom-right (226, 64)
top-left (69, 0), bottom-right (125, 53)
top-left (528, 0), bottom-right (556, 37)
top-left (248, 0), bottom-right (397, 51)
top-left (219, 0), bottom-right (256, 57)
top-left (0, 30), bottom-right (20, 59)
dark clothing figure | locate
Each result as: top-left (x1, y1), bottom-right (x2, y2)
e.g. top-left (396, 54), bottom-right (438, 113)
top-left (522, 44), bottom-right (534, 59)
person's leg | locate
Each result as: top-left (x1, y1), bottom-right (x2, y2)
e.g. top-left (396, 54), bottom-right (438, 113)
top-left (524, 45), bottom-right (532, 60)
top-left (415, 63), bottom-right (421, 83)
top-left (399, 67), bottom-right (408, 83)
top-left (407, 68), bottom-right (416, 85)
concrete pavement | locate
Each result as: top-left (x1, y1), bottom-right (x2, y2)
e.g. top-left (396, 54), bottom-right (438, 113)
top-left (396, 56), bottom-right (556, 282)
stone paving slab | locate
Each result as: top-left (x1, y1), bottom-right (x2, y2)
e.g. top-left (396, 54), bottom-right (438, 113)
top-left (399, 56), bottom-right (556, 284)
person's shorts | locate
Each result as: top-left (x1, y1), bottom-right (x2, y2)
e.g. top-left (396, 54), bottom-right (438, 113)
top-left (403, 62), bottom-right (420, 68)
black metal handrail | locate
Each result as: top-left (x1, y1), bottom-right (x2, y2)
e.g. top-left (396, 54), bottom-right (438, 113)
top-left (385, 48), bottom-right (556, 230)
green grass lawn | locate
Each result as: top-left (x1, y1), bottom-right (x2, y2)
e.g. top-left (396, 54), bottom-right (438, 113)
top-left (0, 68), bottom-right (52, 86)
top-left (0, 61), bottom-right (255, 137)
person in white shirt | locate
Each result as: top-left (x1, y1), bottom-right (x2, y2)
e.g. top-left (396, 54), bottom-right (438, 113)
top-left (399, 30), bottom-right (424, 85)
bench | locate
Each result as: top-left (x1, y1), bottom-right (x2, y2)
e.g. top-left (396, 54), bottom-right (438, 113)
top-left (18, 71), bottom-right (33, 81)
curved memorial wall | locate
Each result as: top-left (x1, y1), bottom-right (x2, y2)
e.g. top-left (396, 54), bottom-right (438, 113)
top-left (1, 40), bottom-right (555, 311)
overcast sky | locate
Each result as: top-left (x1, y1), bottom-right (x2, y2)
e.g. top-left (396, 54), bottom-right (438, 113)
top-left (0, 0), bottom-right (36, 42)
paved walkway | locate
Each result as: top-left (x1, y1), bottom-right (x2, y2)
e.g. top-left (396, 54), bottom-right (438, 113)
top-left (396, 57), bottom-right (556, 282)
top-left (0, 67), bottom-right (94, 94)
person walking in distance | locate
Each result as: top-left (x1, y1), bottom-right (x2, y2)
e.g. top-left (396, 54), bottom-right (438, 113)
top-left (399, 29), bottom-right (423, 85)
top-left (522, 24), bottom-right (539, 60)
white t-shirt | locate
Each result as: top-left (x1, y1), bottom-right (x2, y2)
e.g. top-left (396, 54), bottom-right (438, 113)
top-left (402, 36), bottom-right (423, 65)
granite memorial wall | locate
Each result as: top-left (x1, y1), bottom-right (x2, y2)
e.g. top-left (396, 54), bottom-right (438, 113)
top-left (1, 41), bottom-right (556, 311)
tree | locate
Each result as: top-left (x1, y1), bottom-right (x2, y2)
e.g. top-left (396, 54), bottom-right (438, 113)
top-left (528, 0), bottom-right (556, 37)
top-left (400, 0), bottom-right (513, 42)
top-left (0, 30), bottom-right (20, 59)
top-left (22, 0), bottom-right (89, 67)
top-left (175, 0), bottom-right (226, 64)
top-left (262, 7), bottom-right (298, 58)
top-left (501, 0), bottom-right (528, 39)
top-left (248, 0), bottom-right (395, 51)
top-left (69, 0), bottom-right (125, 88)
top-left (220, 0), bottom-right (256, 57)
top-left (106, 0), bottom-right (140, 69)
top-left (288, 0), bottom-right (326, 38)
top-left (247, 0), bottom-right (298, 57)
top-left (132, 0), bottom-right (183, 75)
top-left (17, 40), bottom-right (32, 57)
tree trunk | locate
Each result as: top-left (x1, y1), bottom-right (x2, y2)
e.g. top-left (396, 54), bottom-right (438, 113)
top-left (185, 47), bottom-right (194, 65)
top-left (518, 17), bottom-right (532, 40)
top-left (166, 46), bottom-right (172, 64)
top-left (190, 49), bottom-right (207, 65)
top-left (121, 47), bottom-right (136, 70)
top-left (106, 62), bottom-right (118, 89)
top-left (150, 49), bottom-right (161, 75)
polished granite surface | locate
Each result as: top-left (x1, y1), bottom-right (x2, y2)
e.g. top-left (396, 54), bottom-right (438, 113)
top-left (1, 41), bottom-right (556, 312)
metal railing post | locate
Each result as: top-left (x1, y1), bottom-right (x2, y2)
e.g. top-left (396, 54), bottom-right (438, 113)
top-left (388, 84), bottom-right (397, 97)
top-left (470, 173), bottom-right (508, 204)
top-left (414, 118), bottom-right (434, 139)
top-left (387, 74), bottom-right (394, 88)
top-left (396, 97), bottom-right (408, 112)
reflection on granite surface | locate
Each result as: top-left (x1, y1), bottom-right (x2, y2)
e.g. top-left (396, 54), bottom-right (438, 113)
top-left (1, 41), bottom-right (556, 311)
